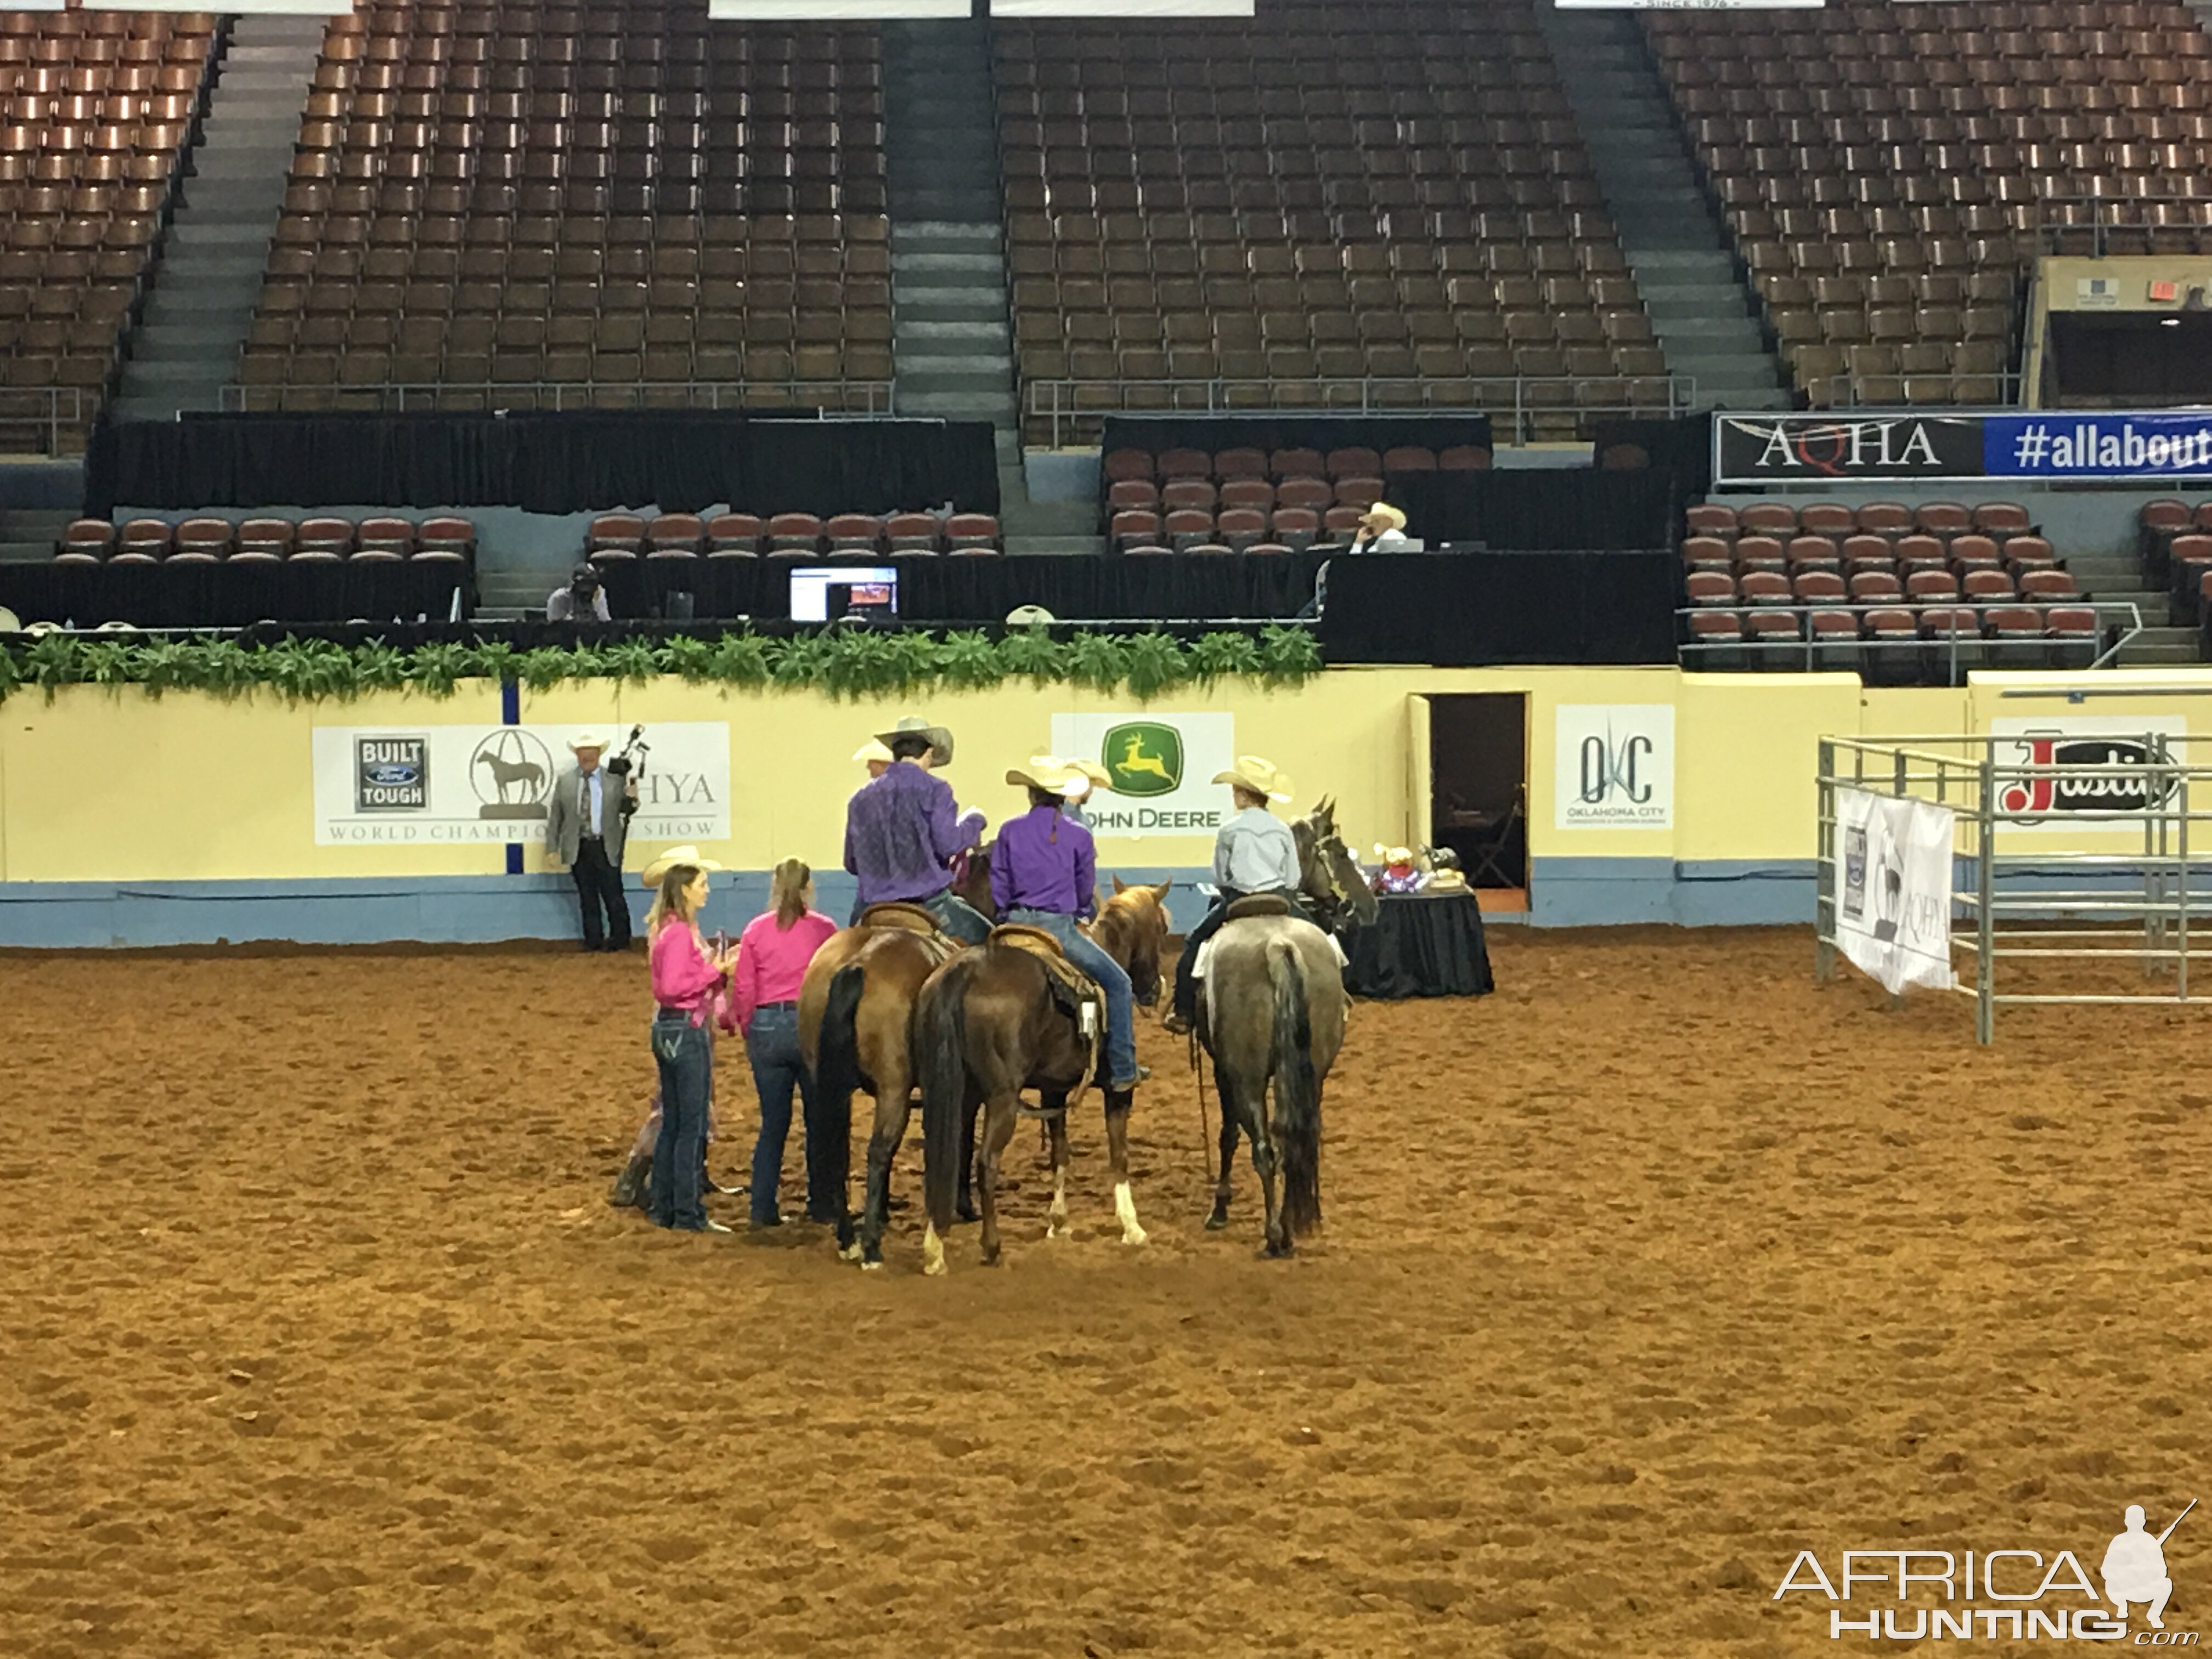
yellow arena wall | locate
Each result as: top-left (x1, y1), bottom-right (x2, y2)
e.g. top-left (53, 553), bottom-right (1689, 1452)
top-left (5, 665), bottom-right (2209, 943)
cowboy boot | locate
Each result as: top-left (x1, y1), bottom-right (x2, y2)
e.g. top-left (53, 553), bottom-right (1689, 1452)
top-left (608, 1153), bottom-right (651, 1209)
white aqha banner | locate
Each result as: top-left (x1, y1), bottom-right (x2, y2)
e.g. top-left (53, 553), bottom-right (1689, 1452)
top-left (312, 723), bottom-right (731, 848)
top-left (1553, 704), bottom-right (1675, 830)
top-left (1047, 712), bottom-right (1236, 838)
top-left (1834, 786), bottom-right (1957, 997)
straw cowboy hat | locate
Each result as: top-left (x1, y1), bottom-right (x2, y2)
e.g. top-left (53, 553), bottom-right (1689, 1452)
top-left (1374, 843), bottom-right (1415, 866)
top-left (851, 737), bottom-right (895, 765)
top-left (1005, 604), bottom-right (1056, 626)
top-left (1006, 755), bottom-right (1082, 793)
top-left (1212, 755), bottom-right (1294, 803)
top-left (877, 713), bottom-right (954, 766)
top-left (1358, 502), bottom-right (1408, 533)
top-left (640, 845), bottom-right (725, 887)
top-left (567, 729), bottom-right (610, 754)
top-left (1065, 758), bottom-right (1113, 795)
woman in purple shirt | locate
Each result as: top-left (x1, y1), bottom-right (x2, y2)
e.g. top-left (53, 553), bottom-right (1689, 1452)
top-left (991, 760), bottom-right (1143, 1092)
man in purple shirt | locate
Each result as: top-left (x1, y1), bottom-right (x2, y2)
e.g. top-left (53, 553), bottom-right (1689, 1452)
top-left (843, 716), bottom-right (992, 943)
top-left (991, 760), bottom-right (1142, 1090)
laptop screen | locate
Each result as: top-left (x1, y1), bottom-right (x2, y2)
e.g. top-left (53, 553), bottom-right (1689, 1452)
top-left (789, 565), bottom-right (899, 622)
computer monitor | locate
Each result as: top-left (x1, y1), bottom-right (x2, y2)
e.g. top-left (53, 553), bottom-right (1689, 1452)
top-left (789, 565), bottom-right (899, 622)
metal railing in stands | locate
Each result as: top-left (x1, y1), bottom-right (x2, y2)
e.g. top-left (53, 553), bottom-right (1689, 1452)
top-left (1678, 599), bottom-right (2144, 685)
top-left (220, 380), bottom-right (899, 415)
top-left (1022, 375), bottom-right (1700, 449)
top-left (2034, 193), bottom-right (2212, 258)
top-left (1832, 371), bottom-right (2026, 408)
top-left (0, 388), bottom-right (92, 457)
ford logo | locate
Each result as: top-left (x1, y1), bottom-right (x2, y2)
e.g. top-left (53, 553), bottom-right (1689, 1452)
top-left (364, 763), bottom-right (421, 786)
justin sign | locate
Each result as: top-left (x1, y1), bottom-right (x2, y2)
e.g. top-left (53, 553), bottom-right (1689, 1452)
top-left (1049, 712), bottom-right (1236, 837)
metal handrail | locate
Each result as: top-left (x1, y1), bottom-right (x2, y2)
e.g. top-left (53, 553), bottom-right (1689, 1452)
top-left (1022, 374), bottom-right (1700, 448)
top-left (0, 387), bottom-right (91, 457)
top-left (2034, 190), bottom-right (2212, 257)
top-left (1832, 370), bottom-right (2025, 408)
top-left (1679, 597), bottom-right (2145, 684)
top-left (219, 379), bottom-right (898, 415)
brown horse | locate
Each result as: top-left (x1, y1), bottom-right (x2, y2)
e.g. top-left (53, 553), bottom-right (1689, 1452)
top-left (1196, 899), bottom-right (1348, 1257)
top-left (915, 932), bottom-right (1145, 1274)
top-left (798, 902), bottom-right (963, 1267)
top-left (1090, 876), bottom-right (1173, 1007)
top-left (951, 841), bottom-right (996, 924)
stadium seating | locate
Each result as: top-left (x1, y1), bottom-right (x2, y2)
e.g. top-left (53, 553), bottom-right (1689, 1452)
top-left (584, 507), bottom-right (1002, 560)
top-left (995, 0), bottom-right (1672, 442)
top-left (2138, 497), bottom-right (2212, 618)
top-left (55, 514), bottom-right (477, 565)
top-left (236, 2), bottom-right (892, 410)
top-left (1646, 0), bottom-right (2212, 407)
top-left (1100, 440), bottom-right (1489, 550)
top-left (0, 10), bottom-right (213, 452)
top-left (1682, 498), bottom-right (2102, 675)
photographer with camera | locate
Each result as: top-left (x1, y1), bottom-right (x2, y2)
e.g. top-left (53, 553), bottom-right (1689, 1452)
top-left (545, 728), bottom-right (642, 952)
top-left (546, 563), bottom-right (611, 623)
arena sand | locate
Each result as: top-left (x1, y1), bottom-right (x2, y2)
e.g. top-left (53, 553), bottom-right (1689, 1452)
top-left (0, 927), bottom-right (2205, 1659)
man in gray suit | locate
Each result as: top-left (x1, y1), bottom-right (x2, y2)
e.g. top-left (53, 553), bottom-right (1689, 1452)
top-left (545, 730), bottom-right (639, 952)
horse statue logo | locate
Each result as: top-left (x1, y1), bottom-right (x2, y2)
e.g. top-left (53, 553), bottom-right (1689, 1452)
top-left (469, 729), bottom-right (556, 820)
top-left (1102, 721), bottom-right (1183, 798)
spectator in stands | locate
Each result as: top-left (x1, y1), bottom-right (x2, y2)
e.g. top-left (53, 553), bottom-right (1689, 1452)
top-left (1163, 757), bottom-right (1307, 1037)
top-left (992, 760), bottom-right (1146, 1094)
top-left (546, 730), bottom-right (639, 952)
top-left (1348, 503), bottom-right (1413, 552)
top-left (547, 563), bottom-right (611, 623)
top-left (853, 737), bottom-right (894, 779)
top-left (730, 856), bottom-right (841, 1229)
top-left (843, 715), bottom-right (992, 941)
top-left (642, 847), bottom-right (737, 1234)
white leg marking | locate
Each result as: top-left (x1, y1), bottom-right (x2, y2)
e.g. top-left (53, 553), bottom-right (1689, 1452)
top-left (921, 1223), bottom-right (946, 1277)
top-left (839, 1238), bottom-right (865, 1263)
top-left (1114, 1180), bottom-right (1148, 1247)
top-left (1047, 1170), bottom-right (1069, 1237)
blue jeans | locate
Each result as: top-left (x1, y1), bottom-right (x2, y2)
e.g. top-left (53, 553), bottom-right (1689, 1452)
top-left (647, 1012), bottom-right (712, 1231)
top-left (743, 1004), bottom-right (826, 1225)
top-left (1008, 908), bottom-right (1138, 1087)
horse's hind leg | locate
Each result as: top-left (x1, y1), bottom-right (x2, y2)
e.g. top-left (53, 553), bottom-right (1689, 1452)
top-left (1206, 1097), bottom-right (1242, 1231)
top-left (1102, 1087), bottom-right (1147, 1246)
top-left (1250, 1088), bottom-right (1290, 1258)
top-left (1043, 1095), bottom-right (1070, 1237)
top-left (977, 1093), bottom-right (1019, 1266)
top-left (857, 1093), bottom-right (911, 1270)
top-left (958, 1094), bottom-right (981, 1223)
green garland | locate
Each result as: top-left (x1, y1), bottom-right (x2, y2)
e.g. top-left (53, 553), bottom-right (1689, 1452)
top-left (0, 625), bottom-right (1324, 704)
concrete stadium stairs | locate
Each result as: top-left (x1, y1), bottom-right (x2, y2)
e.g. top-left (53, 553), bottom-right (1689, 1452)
top-left (112, 18), bottom-right (323, 422)
top-left (1538, 5), bottom-right (1792, 414)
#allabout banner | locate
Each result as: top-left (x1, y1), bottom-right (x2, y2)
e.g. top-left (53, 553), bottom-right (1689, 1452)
top-left (1713, 411), bottom-right (2212, 484)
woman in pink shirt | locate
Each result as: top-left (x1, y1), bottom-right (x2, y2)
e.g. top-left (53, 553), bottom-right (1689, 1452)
top-left (732, 857), bottom-right (840, 1228)
top-left (645, 848), bottom-right (737, 1234)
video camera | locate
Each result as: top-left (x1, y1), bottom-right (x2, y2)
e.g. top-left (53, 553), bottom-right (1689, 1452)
top-left (605, 723), bottom-right (649, 815)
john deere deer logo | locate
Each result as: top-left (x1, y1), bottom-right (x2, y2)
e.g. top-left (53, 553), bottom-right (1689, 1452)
top-left (1103, 722), bottom-right (1183, 798)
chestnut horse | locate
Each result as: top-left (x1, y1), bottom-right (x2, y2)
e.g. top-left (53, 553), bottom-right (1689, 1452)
top-left (1090, 876), bottom-right (1173, 1007)
top-left (915, 933), bottom-right (1145, 1274)
top-left (798, 902), bottom-right (963, 1267)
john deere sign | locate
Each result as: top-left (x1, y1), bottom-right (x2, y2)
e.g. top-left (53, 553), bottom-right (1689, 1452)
top-left (1050, 712), bottom-right (1235, 838)
top-left (1101, 721), bottom-right (1183, 797)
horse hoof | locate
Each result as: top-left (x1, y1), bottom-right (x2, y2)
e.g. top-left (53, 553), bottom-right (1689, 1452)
top-left (1204, 1212), bottom-right (1229, 1231)
top-left (838, 1240), bottom-right (864, 1262)
top-left (1121, 1224), bottom-right (1149, 1247)
top-left (860, 1259), bottom-right (883, 1272)
top-left (956, 1205), bottom-right (979, 1224)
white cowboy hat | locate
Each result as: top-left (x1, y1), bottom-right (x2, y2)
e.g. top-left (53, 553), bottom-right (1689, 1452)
top-left (1007, 755), bottom-right (1082, 793)
top-left (1359, 502), bottom-right (1408, 532)
top-left (1005, 604), bottom-right (1056, 626)
top-left (1212, 755), bottom-right (1294, 803)
top-left (852, 738), bottom-right (894, 764)
top-left (1062, 758), bottom-right (1113, 798)
top-left (567, 730), bottom-right (609, 753)
top-left (877, 714), bottom-right (953, 766)
top-left (0, 606), bottom-right (19, 631)
top-left (640, 845), bottom-right (725, 887)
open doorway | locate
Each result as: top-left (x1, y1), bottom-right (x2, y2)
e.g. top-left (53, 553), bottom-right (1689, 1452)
top-left (1424, 693), bottom-right (1527, 906)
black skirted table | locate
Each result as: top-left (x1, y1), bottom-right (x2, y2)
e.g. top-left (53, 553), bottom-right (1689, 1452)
top-left (1342, 891), bottom-right (1496, 1000)
top-left (0, 558), bottom-right (472, 630)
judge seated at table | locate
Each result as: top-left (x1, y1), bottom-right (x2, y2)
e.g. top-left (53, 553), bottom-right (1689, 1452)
top-left (1347, 502), bottom-right (1411, 552)
top-left (547, 563), bottom-right (611, 623)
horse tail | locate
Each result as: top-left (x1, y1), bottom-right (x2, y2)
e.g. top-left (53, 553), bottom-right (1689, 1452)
top-left (1267, 937), bottom-right (1323, 1238)
top-left (811, 962), bottom-right (866, 1205)
top-left (917, 958), bottom-right (970, 1234)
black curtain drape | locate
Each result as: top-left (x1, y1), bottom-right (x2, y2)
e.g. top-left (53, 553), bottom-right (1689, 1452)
top-left (86, 411), bottom-right (1002, 517)
top-left (1383, 468), bottom-right (1681, 551)
top-left (1101, 412), bottom-right (1493, 459)
top-left (0, 560), bottom-right (470, 630)
top-left (1590, 415), bottom-right (1714, 497)
top-left (1319, 550), bottom-right (1678, 664)
top-left (591, 550), bottom-right (1329, 622)
top-left (1342, 892), bottom-right (1495, 999)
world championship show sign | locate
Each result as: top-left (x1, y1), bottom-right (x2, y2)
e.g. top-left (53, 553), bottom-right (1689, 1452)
top-left (1713, 410), bottom-right (2212, 486)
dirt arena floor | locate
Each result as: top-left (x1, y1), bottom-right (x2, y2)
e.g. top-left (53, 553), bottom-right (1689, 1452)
top-left (1, 926), bottom-right (2207, 1659)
